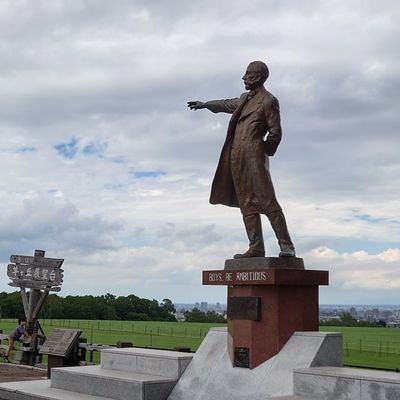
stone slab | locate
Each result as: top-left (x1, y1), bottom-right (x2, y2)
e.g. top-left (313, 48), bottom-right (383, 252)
top-left (294, 366), bottom-right (400, 400)
top-left (167, 328), bottom-right (342, 400)
top-left (268, 396), bottom-right (322, 400)
top-left (0, 379), bottom-right (113, 400)
top-left (100, 347), bottom-right (192, 378)
top-left (256, 332), bottom-right (342, 396)
top-left (310, 333), bottom-right (343, 367)
top-left (225, 257), bottom-right (305, 270)
top-left (51, 365), bottom-right (176, 400)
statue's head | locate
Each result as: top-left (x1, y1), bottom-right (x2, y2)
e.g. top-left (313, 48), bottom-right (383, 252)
top-left (242, 61), bottom-right (269, 90)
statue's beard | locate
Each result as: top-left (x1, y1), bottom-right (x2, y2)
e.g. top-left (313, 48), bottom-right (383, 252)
top-left (244, 80), bottom-right (260, 91)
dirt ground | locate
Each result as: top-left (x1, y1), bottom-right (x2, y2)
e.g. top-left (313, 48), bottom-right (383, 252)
top-left (0, 363), bottom-right (47, 383)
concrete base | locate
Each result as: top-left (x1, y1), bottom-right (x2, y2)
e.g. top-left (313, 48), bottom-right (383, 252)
top-left (0, 380), bottom-right (111, 400)
top-left (167, 328), bottom-right (342, 400)
top-left (100, 348), bottom-right (192, 379)
top-left (294, 366), bottom-right (400, 400)
top-left (0, 347), bottom-right (193, 400)
top-left (9, 330), bottom-right (397, 400)
top-left (50, 365), bottom-right (177, 400)
top-left (268, 397), bottom-right (320, 400)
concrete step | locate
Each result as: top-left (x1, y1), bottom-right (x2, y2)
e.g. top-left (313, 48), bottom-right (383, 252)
top-left (100, 347), bottom-right (193, 379)
top-left (294, 366), bottom-right (400, 400)
top-left (51, 365), bottom-right (177, 400)
top-left (0, 379), bottom-right (114, 400)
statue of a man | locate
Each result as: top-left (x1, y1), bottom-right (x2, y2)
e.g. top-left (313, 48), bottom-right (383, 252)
top-left (188, 61), bottom-right (295, 259)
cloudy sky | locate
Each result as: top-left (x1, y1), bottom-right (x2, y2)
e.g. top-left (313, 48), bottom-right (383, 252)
top-left (0, 0), bottom-right (399, 305)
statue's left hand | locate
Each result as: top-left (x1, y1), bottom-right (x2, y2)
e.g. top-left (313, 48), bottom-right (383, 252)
top-left (263, 138), bottom-right (279, 156)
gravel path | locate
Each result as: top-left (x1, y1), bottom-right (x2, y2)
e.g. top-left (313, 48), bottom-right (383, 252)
top-left (0, 363), bottom-right (47, 382)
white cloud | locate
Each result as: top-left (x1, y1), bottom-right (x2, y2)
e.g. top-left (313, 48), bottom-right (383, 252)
top-left (0, 0), bottom-right (399, 304)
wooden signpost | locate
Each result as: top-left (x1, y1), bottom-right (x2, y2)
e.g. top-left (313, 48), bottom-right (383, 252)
top-left (6, 249), bottom-right (65, 366)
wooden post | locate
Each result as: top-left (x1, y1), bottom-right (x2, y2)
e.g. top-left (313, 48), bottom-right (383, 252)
top-left (6, 249), bottom-right (64, 366)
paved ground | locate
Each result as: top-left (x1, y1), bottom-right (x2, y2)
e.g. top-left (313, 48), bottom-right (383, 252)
top-left (0, 363), bottom-right (47, 382)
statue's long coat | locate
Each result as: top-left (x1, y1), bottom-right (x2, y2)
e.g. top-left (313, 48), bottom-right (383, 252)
top-left (207, 86), bottom-right (283, 216)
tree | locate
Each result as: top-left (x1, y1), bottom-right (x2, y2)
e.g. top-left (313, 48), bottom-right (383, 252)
top-left (101, 293), bottom-right (116, 305)
top-left (339, 312), bottom-right (357, 326)
top-left (205, 310), bottom-right (226, 323)
top-left (161, 299), bottom-right (176, 314)
top-left (0, 291), bottom-right (176, 321)
top-left (127, 312), bottom-right (151, 321)
top-left (0, 291), bottom-right (24, 318)
top-left (184, 308), bottom-right (207, 322)
top-left (184, 308), bottom-right (226, 323)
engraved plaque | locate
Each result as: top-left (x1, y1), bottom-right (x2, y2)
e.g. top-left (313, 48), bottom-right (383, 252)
top-left (234, 347), bottom-right (250, 368)
top-left (39, 328), bottom-right (81, 357)
top-left (227, 296), bottom-right (261, 320)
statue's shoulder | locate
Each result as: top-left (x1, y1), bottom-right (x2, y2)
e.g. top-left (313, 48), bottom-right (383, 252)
top-left (262, 89), bottom-right (279, 107)
top-left (263, 87), bottom-right (277, 99)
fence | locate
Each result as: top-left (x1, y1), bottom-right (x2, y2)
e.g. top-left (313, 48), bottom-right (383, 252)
top-left (0, 318), bottom-right (216, 354)
top-left (343, 339), bottom-right (400, 371)
top-left (344, 339), bottom-right (400, 357)
top-left (3, 319), bottom-right (400, 370)
top-left (38, 319), bottom-right (209, 338)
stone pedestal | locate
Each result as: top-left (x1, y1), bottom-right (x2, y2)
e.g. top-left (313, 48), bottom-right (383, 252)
top-left (203, 257), bottom-right (328, 369)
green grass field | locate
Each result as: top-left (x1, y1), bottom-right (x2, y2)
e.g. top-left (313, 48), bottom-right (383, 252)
top-left (320, 326), bottom-right (400, 370)
top-left (2, 319), bottom-right (400, 370)
top-left (0, 318), bottom-right (225, 363)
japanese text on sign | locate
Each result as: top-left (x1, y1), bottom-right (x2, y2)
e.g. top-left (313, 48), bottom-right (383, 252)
top-left (7, 264), bottom-right (63, 284)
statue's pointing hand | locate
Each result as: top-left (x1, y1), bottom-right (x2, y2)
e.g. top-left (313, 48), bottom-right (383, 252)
top-left (187, 101), bottom-right (206, 110)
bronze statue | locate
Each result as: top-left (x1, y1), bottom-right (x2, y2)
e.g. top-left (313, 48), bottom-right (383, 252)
top-left (188, 61), bottom-right (295, 259)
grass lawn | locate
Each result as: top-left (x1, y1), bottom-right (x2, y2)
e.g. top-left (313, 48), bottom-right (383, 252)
top-left (0, 318), bottom-right (225, 360)
top-left (2, 319), bottom-right (400, 370)
top-left (320, 326), bottom-right (400, 370)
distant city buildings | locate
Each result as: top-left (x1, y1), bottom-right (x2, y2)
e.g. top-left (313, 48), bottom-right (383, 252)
top-left (175, 303), bottom-right (400, 327)
top-left (319, 305), bottom-right (400, 327)
top-left (174, 302), bottom-right (227, 321)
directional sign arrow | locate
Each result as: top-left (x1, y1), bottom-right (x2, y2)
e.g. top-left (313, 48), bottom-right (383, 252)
top-left (10, 255), bottom-right (64, 268)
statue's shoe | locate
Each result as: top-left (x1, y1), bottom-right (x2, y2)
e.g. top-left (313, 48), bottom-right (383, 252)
top-left (233, 249), bottom-right (265, 259)
top-left (279, 249), bottom-right (296, 257)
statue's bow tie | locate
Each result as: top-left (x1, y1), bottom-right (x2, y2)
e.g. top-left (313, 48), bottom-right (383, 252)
top-left (247, 90), bottom-right (257, 99)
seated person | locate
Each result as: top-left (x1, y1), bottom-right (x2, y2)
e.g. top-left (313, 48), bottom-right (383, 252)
top-left (3, 317), bottom-right (30, 362)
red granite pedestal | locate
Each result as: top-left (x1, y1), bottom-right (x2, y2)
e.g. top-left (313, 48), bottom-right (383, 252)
top-left (203, 257), bottom-right (328, 369)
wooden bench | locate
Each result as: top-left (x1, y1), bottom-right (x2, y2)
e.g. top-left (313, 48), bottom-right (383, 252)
top-left (0, 334), bottom-right (31, 357)
top-left (0, 334), bottom-right (9, 352)
top-left (0, 333), bottom-right (9, 342)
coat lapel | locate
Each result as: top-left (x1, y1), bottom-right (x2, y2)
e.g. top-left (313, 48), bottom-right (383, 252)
top-left (239, 88), bottom-right (265, 120)
top-left (227, 93), bottom-right (249, 137)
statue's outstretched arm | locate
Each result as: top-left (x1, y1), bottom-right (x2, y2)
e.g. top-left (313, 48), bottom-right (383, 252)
top-left (187, 98), bottom-right (240, 114)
